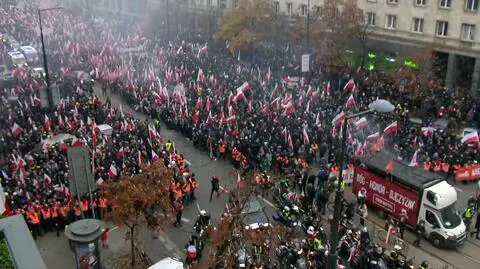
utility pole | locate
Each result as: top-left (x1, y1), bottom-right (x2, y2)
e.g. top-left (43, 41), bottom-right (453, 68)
top-left (166, 0), bottom-right (170, 37)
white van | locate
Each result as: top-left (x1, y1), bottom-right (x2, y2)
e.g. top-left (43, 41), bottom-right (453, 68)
top-left (148, 257), bottom-right (183, 269)
top-left (20, 46), bottom-right (39, 64)
top-left (96, 124), bottom-right (113, 137)
top-left (7, 51), bottom-right (26, 67)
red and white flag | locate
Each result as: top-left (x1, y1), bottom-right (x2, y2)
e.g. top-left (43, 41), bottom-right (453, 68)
top-left (151, 150), bottom-right (159, 162)
top-left (247, 100), bottom-right (252, 113)
top-left (421, 127), bottom-right (436, 137)
top-left (462, 131), bottom-right (479, 144)
top-left (32, 94), bottom-right (41, 106)
top-left (148, 124), bottom-right (158, 140)
top-left (196, 44), bottom-right (208, 58)
top-left (71, 137), bottom-right (83, 147)
top-left (345, 94), bottom-right (356, 108)
top-left (354, 117), bottom-right (368, 129)
top-left (206, 111), bottom-right (213, 124)
top-left (138, 151), bottom-right (144, 166)
top-left (44, 114), bottom-right (52, 131)
top-left (306, 85), bottom-right (317, 98)
top-left (236, 172), bottom-right (243, 189)
top-left (287, 133), bottom-right (294, 149)
top-left (303, 128), bottom-right (310, 145)
top-left (367, 132), bottom-right (380, 141)
top-left (408, 150), bottom-right (419, 167)
top-left (281, 127), bottom-right (288, 142)
top-left (108, 164), bottom-right (117, 178)
top-left (233, 91), bottom-right (246, 104)
top-left (44, 174), bottom-right (52, 185)
top-left (196, 68), bottom-right (205, 83)
top-left (323, 81), bottom-right (331, 96)
top-left (315, 113), bottom-right (322, 127)
top-left (195, 97), bottom-right (203, 110)
top-left (11, 123), bottom-right (23, 136)
top-left (266, 66), bottom-right (271, 81)
top-left (117, 147), bottom-right (124, 159)
top-left (205, 97), bottom-right (212, 111)
top-left (385, 225), bottom-right (398, 244)
top-left (226, 115), bottom-right (236, 124)
top-left (343, 78), bottom-right (355, 91)
top-left (236, 81), bottom-right (252, 93)
top-left (262, 102), bottom-right (270, 114)
top-left (192, 111), bottom-right (200, 124)
top-left (383, 121), bottom-right (398, 134)
top-left (332, 112), bottom-right (346, 126)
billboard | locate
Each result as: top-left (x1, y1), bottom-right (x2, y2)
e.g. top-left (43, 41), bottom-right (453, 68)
top-left (67, 147), bottom-right (96, 198)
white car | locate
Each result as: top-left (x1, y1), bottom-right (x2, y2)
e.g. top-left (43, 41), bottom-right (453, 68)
top-left (148, 257), bottom-right (183, 269)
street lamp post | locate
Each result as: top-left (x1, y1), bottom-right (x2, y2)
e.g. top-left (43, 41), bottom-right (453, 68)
top-left (327, 99), bottom-right (395, 269)
top-left (306, 0), bottom-right (310, 51)
top-left (38, 6), bottom-right (62, 111)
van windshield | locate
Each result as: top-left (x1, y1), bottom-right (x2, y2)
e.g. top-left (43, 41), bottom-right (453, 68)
top-left (440, 204), bottom-right (462, 228)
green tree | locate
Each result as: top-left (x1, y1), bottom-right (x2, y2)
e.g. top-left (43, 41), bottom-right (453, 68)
top-left (217, 0), bottom-right (276, 53)
top-left (102, 162), bottom-right (173, 268)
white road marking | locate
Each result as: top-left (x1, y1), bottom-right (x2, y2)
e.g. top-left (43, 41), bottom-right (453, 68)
top-left (158, 236), bottom-right (166, 243)
top-left (108, 226), bottom-right (119, 233)
top-left (454, 187), bottom-right (464, 193)
top-left (181, 217), bottom-right (191, 223)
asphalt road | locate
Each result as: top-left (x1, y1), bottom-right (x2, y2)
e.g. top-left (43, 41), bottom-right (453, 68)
top-left (36, 84), bottom-right (480, 269)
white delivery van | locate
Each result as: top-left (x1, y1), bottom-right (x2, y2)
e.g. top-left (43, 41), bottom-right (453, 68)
top-left (96, 124), bottom-right (113, 137)
top-left (148, 257), bottom-right (183, 269)
top-left (7, 51), bottom-right (26, 67)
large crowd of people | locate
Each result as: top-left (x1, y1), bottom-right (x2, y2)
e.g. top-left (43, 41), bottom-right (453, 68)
top-left (0, 1), bottom-right (478, 268)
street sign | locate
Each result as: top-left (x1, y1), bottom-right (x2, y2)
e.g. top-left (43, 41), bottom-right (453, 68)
top-left (67, 147), bottom-right (96, 198)
top-left (301, 54), bottom-right (310, 72)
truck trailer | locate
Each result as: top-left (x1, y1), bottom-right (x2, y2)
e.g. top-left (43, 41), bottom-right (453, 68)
top-left (352, 152), bottom-right (466, 248)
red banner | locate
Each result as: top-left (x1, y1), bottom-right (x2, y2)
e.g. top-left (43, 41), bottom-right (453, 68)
top-left (455, 164), bottom-right (480, 182)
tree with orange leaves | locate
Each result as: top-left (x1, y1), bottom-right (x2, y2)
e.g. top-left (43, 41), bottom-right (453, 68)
top-left (101, 161), bottom-right (173, 268)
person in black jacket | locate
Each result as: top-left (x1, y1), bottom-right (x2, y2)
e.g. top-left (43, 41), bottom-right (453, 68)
top-left (413, 220), bottom-right (426, 246)
top-left (209, 175), bottom-right (220, 202)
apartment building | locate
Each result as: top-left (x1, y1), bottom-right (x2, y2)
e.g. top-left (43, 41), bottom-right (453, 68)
top-left (357, 0), bottom-right (480, 93)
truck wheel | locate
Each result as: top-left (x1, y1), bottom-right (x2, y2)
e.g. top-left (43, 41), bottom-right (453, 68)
top-left (431, 234), bottom-right (444, 248)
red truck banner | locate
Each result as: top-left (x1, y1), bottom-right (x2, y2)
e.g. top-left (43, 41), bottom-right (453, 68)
top-left (455, 164), bottom-right (480, 182)
top-left (353, 168), bottom-right (421, 226)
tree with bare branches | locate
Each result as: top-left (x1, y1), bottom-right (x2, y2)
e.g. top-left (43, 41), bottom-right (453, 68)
top-left (311, 0), bottom-right (369, 68)
top-left (217, 0), bottom-right (276, 53)
top-left (101, 161), bottom-right (174, 268)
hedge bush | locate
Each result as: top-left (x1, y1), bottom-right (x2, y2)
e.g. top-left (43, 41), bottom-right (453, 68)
top-left (0, 238), bottom-right (15, 269)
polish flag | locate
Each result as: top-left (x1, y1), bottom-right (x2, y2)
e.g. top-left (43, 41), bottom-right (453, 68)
top-left (192, 111), bottom-right (200, 124)
top-left (354, 117), bottom-right (368, 129)
top-left (282, 100), bottom-right (294, 115)
top-left (219, 109), bottom-right (225, 126)
top-left (108, 164), bottom-right (117, 178)
top-left (196, 44), bottom-right (208, 58)
top-left (331, 126), bottom-right (337, 138)
top-left (408, 150), bottom-right (419, 167)
top-left (236, 82), bottom-right (252, 93)
top-left (316, 113), bottom-right (322, 127)
top-left (153, 92), bottom-right (162, 104)
top-left (462, 131), bottom-right (479, 144)
top-left (233, 91), bottom-right (246, 104)
top-left (58, 115), bottom-right (64, 129)
top-left (122, 162), bottom-right (128, 173)
top-left (306, 85), bottom-right (317, 98)
top-left (71, 137), bottom-right (83, 147)
top-left (266, 66), bottom-right (271, 81)
top-left (281, 127), bottom-right (288, 142)
top-left (44, 114), bottom-right (52, 131)
top-left (196, 68), bottom-right (205, 83)
top-left (287, 132), bottom-right (294, 149)
top-left (383, 121), bottom-right (398, 134)
top-left (11, 123), bottom-right (23, 136)
top-left (303, 128), bottom-right (310, 145)
top-left (324, 81), bottom-right (331, 96)
top-left (226, 115), bottom-right (236, 124)
top-left (343, 78), bottom-right (355, 91)
top-left (205, 97), bottom-right (211, 111)
top-left (206, 111), bottom-right (213, 124)
top-left (421, 127), bottom-right (436, 137)
top-left (262, 102), bottom-right (270, 114)
top-left (332, 112), bottom-right (346, 126)
top-left (117, 147), bottom-right (124, 159)
top-left (57, 98), bottom-right (65, 110)
top-left (195, 97), bottom-right (203, 110)
top-left (138, 151), bottom-right (144, 166)
top-left (367, 132), bottom-right (380, 141)
top-left (236, 172), bottom-right (243, 189)
top-left (44, 174), bottom-right (52, 185)
top-left (385, 225), bottom-right (398, 244)
top-left (151, 150), bottom-right (159, 162)
top-left (227, 92), bottom-right (234, 107)
top-left (32, 94), bottom-right (41, 106)
top-left (345, 94), bottom-right (356, 108)
top-left (305, 100), bottom-right (310, 113)
top-left (60, 140), bottom-right (68, 151)
top-left (247, 100), bottom-right (252, 113)
top-left (148, 124), bottom-right (158, 140)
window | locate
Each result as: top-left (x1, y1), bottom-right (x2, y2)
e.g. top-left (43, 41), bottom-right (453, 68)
top-left (386, 14), bottom-right (397, 29)
top-left (286, 2), bottom-right (292, 15)
top-left (367, 12), bottom-right (376, 26)
top-left (388, 0), bottom-right (399, 4)
top-left (439, 0), bottom-right (451, 8)
top-left (462, 24), bottom-right (476, 41)
top-left (466, 0), bottom-right (479, 11)
top-left (207, 0), bottom-right (211, 7)
top-left (426, 210), bottom-right (440, 226)
top-left (274, 1), bottom-right (279, 12)
top-left (415, 0), bottom-right (426, 5)
top-left (301, 5), bottom-right (308, 16)
top-left (413, 18), bottom-right (424, 32)
top-left (436, 20), bottom-right (449, 36)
